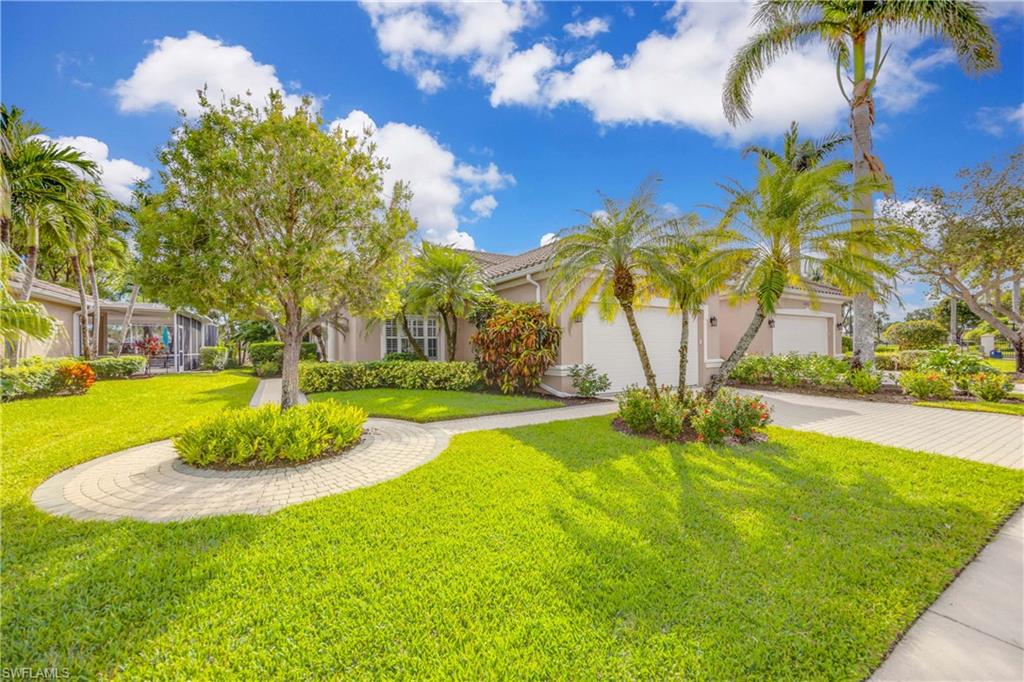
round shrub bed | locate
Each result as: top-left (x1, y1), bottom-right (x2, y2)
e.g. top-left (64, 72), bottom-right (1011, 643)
top-left (174, 402), bottom-right (366, 468)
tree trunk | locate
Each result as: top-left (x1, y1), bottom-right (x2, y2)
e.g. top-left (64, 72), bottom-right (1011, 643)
top-left (620, 300), bottom-right (658, 394)
top-left (86, 246), bottom-right (102, 357)
top-left (705, 305), bottom-right (765, 398)
top-left (115, 284), bottom-right (140, 357)
top-left (440, 312), bottom-right (457, 361)
top-left (0, 216), bottom-right (10, 246)
top-left (19, 222), bottom-right (39, 301)
top-left (398, 309), bottom-right (427, 360)
top-left (70, 252), bottom-right (92, 359)
top-left (677, 312), bottom-right (690, 399)
top-left (849, 33), bottom-right (882, 364)
top-left (1013, 278), bottom-right (1021, 317)
top-left (948, 296), bottom-right (957, 346)
top-left (280, 303), bottom-right (302, 411)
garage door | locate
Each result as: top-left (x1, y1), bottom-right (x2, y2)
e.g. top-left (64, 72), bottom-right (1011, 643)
top-left (583, 304), bottom-right (699, 392)
top-left (772, 315), bottom-right (828, 355)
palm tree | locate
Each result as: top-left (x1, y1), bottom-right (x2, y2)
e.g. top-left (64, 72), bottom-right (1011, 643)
top-left (0, 244), bottom-right (56, 355)
top-left (648, 215), bottom-right (729, 398)
top-left (722, 0), bottom-right (998, 363)
top-left (547, 182), bottom-right (670, 394)
top-left (702, 151), bottom-right (907, 396)
top-left (405, 242), bottom-right (490, 360)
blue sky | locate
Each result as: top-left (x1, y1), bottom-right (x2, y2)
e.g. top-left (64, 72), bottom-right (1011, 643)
top-left (3, 1), bottom-right (1022, 315)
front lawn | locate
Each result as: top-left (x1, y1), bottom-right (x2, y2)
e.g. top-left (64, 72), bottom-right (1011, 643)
top-left (308, 387), bottom-right (561, 422)
top-left (915, 399), bottom-right (1024, 417)
top-left (984, 357), bottom-right (1018, 373)
top-left (3, 373), bottom-right (1023, 678)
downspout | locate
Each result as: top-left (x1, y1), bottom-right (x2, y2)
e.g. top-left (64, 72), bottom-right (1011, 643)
top-left (526, 272), bottom-right (562, 395)
top-left (525, 273), bottom-right (542, 304)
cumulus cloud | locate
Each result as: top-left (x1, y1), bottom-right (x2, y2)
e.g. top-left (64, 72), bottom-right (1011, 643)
top-left (972, 102), bottom-right (1024, 137)
top-left (485, 43), bottom-right (558, 106)
top-left (469, 194), bottom-right (498, 219)
top-left (330, 110), bottom-right (514, 249)
top-left (360, 1), bottom-right (540, 93)
top-left (37, 135), bottom-right (150, 203)
top-left (539, 232), bottom-right (557, 246)
top-left (564, 17), bottom-right (610, 39)
top-left (114, 31), bottom-right (310, 115)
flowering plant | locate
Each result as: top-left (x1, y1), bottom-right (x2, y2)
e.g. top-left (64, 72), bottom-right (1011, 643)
top-left (691, 389), bottom-right (771, 444)
top-left (54, 360), bottom-right (95, 394)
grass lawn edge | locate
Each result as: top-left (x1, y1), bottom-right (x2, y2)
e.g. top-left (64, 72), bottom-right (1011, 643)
top-left (913, 399), bottom-right (1024, 417)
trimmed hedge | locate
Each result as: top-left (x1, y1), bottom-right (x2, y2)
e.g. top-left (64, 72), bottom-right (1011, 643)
top-left (299, 360), bottom-right (483, 394)
top-left (84, 355), bottom-right (147, 379)
top-left (729, 353), bottom-right (884, 394)
top-left (199, 346), bottom-right (229, 371)
top-left (883, 320), bottom-right (947, 350)
top-left (1, 358), bottom-right (96, 401)
top-left (174, 402), bottom-right (366, 467)
top-left (249, 341), bottom-right (319, 367)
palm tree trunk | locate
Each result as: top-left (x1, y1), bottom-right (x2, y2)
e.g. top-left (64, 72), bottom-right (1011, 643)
top-left (70, 251), bottom-right (92, 359)
top-left (620, 300), bottom-right (658, 394)
top-left (19, 222), bottom-right (39, 301)
top-left (705, 305), bottom-right (765, 398)
top-left (677, 312), bottom-right (690, 399)
top-left (86, 246), bottom-right (102, 357)
top-left (850, 32), bottom-right (879, 364)
top-left (1, 216), bottom-right (10, 246)
top-left (115, 284), bottom-right (139, 357)
top-left (440, 311), bottom-right (456, 361)
top-left (398, 309), bottom-right (427, 360)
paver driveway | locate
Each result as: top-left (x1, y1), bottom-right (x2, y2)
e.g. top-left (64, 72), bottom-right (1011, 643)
top-left (740, 389), bottom-right (1024, 469)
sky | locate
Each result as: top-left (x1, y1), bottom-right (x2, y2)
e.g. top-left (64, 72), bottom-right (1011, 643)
top-left (3, 1), bottom-right (1023, 316)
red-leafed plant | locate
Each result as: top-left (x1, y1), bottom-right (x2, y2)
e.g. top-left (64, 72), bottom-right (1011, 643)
top-left (134, 336), bottom-right (165, 375)
top-left (471, 302), bottom-right (562, 395)
top-left (55, 360), bottom-right (96, 395)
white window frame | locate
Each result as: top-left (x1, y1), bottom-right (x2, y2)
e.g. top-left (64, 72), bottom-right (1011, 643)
top-left (382, 315), bottom-right (442, 360)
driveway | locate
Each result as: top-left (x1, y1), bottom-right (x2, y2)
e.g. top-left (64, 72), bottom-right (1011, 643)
top-left (738, 389), bottom-right (1023, 469)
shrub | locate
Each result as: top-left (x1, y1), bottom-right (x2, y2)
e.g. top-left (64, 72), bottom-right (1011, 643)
top-left (842, 335), bottom-right (853, 353)
top-left (768, 353), bottom-right (805, 387)
top-left (804, 355), bottom-right (849, 389)
top-left (873, 352), bottom-right (896, 371)
top-left (617, 387), bottom-right (659, 434)
top-left (0, 358), bottom-right (97, 401)
top-left (569, 364), bottom-right (611, 398)
top-left (968, 372), bottom-right (1011, 402)
top-left (298, 360), bottom-right (483, 393)
top-left (84, 355), bottom-right (147, 379)
top-left (255, 360), bottom-right (281, 377)
top-left (54, 360), bottom-right (96, 395)
top-left (730, 355), bottom-right (773, 384)
top-left (883, 320), bottom-right (947, 350)
top-left (691, 389), bottom-right (771, 444)
top-left (894, 350), bottom-right (930, 371)
top-left (199, 345), bottom-right (229, 371)
top-left (651, 393), bottom-right (689, 440)
top-left (917, 346), bottom-right (991, 391)
top-left (249, 341), bottom-right (318, 367)
top-left (847, 367), bottom-right (882, 394)
top-left (174, 402), bottom-right (366, 467)
top-left (383, 351), bottom-right (420, 362)
top-left (874, 344), bottom-right (898, 353)
top-left (471, 302), bottom-right (561, 394)
top-left (898, 371), bottom-right (954, 400)
top-left (730, 353), bottom-right (848, 389)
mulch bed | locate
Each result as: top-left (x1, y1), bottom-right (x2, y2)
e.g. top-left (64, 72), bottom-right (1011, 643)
top-left (729, 382), bottom-right (1024, 407)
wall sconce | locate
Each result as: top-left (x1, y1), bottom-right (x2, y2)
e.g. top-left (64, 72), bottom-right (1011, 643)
top-left (768, 318), bottom-right (776, 328)
top-left (573, 313), bottom-right (583, 323)
top-left (708, 315), bottom-right (718, 327)
top-left (836, 321), bottom-right (844, 329)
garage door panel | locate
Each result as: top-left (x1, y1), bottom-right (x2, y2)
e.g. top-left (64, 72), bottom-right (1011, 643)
top-left (582, 306), bottom-right (698, 392)
top-left (772, 315), bottom-right (828, 355)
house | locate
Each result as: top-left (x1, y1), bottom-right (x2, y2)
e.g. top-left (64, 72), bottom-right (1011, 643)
top-left (324, 244), bottom-right (849, 395)
top-left (9, 275), bottom-right (217, 372)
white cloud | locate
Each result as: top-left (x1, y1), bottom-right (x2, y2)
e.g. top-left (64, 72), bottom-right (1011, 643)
top-left (114, 31), bottom-right (310, 115)
top-left (360, 1), bottom-right (541, 93)
top-left (564, 17), bottom-right (610, 39)
top-left (331, 110), bottom-right (514, 249)
top-left (469, 194), bottom-right (498, 219)
top-left (539, 232), bottom-right (557, 246)
top-left (37, 135), bottom-right (151, 203)
top-left (972, 102), bottom-right (1024, 137)
top-left (486, 43), bottom-right (558, 106)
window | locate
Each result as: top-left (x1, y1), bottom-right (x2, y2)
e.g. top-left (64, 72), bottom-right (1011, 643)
top-left (385, 315), bottom-right (439, 360)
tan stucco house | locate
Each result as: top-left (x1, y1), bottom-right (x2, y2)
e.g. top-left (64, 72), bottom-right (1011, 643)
top-left (10, 275), bottom-right (217, 371)
top-left (324, 244), bottom-right (849, 395)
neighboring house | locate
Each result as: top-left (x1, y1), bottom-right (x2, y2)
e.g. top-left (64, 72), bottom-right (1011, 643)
top-left (9, 275), bottom-right (217, 371)
top-left (325, 244), bottom-right (849, 395)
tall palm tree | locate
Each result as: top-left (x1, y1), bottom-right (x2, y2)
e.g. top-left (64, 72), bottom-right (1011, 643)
top-left (547, 182), bottom-right (670, 394)
top-left (0, 243), bottom-right (56, 357)
top-left (405, 242), bottom-right (490, 360)
top-left (722, 0), bottom-right (998, 363)
top-left (703, 151), bottom-right (907, 396)
top-left (649, 215), bottom-right (729, 398)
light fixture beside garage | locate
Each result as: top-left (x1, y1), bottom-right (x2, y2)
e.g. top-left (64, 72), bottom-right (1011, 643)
top-left (709, 315), bottom-right (718, 327)
top-left (768, 318), bottom-right (775, 328)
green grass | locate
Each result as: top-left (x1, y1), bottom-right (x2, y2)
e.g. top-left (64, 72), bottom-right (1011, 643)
top-left (915, 400), bottom-right (1024, 416)
top-left (983, 357), bottom-right (1018, 373)
top-left (308, 387), bottom-right (561, 422)
top-left (3, 372), bottom-right (1023, 678)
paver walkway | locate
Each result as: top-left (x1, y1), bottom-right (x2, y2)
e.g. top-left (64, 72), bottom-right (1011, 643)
top-left (739, 389), bottom-right (1023, 469)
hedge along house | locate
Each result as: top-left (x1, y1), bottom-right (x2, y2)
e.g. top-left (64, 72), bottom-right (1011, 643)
top-left (8, 274), bottom-right (218, 372)
top-left (323, 244), bottom-right (850, 395)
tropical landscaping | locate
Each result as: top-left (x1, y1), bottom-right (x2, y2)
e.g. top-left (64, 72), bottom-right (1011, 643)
top-left (2, 0), bottom-right (1023, 678)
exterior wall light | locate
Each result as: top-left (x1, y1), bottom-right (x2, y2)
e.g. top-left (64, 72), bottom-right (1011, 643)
top-left (768, 318), bottom-right (776, 328)
top-left (708, 316), bottom-right (718, 327)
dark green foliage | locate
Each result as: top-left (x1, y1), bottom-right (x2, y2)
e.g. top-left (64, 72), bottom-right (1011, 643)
top-left (199, 346), bottom-right (229, 371)
top-left (299, 361), bottom-right (483, 393)
top-left (883, 320), bottom-right (948, 350)
top-left (249, 341), bottom-right (318, 368)
top-left (83, 356), bottom-right (147, 379)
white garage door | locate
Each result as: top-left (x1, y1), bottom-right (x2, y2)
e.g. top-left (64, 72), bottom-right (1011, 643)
top-left (583, 304), bottom-right (699, 392)
top-left (772, 315), bottom-right (828, 355)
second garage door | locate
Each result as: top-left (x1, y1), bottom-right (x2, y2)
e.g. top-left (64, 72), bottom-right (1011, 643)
top-left (772, 314), bottom-right (829, 355)
top-left (582, 304), bottom-right (699, 392)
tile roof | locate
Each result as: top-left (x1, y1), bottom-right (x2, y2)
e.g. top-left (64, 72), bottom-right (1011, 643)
top-left (452, 248), bottom-right (511, 267)
top-left (801, 280), bottom-right (844, 296)
top-left (481, 243), bottom-right (556, 279)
